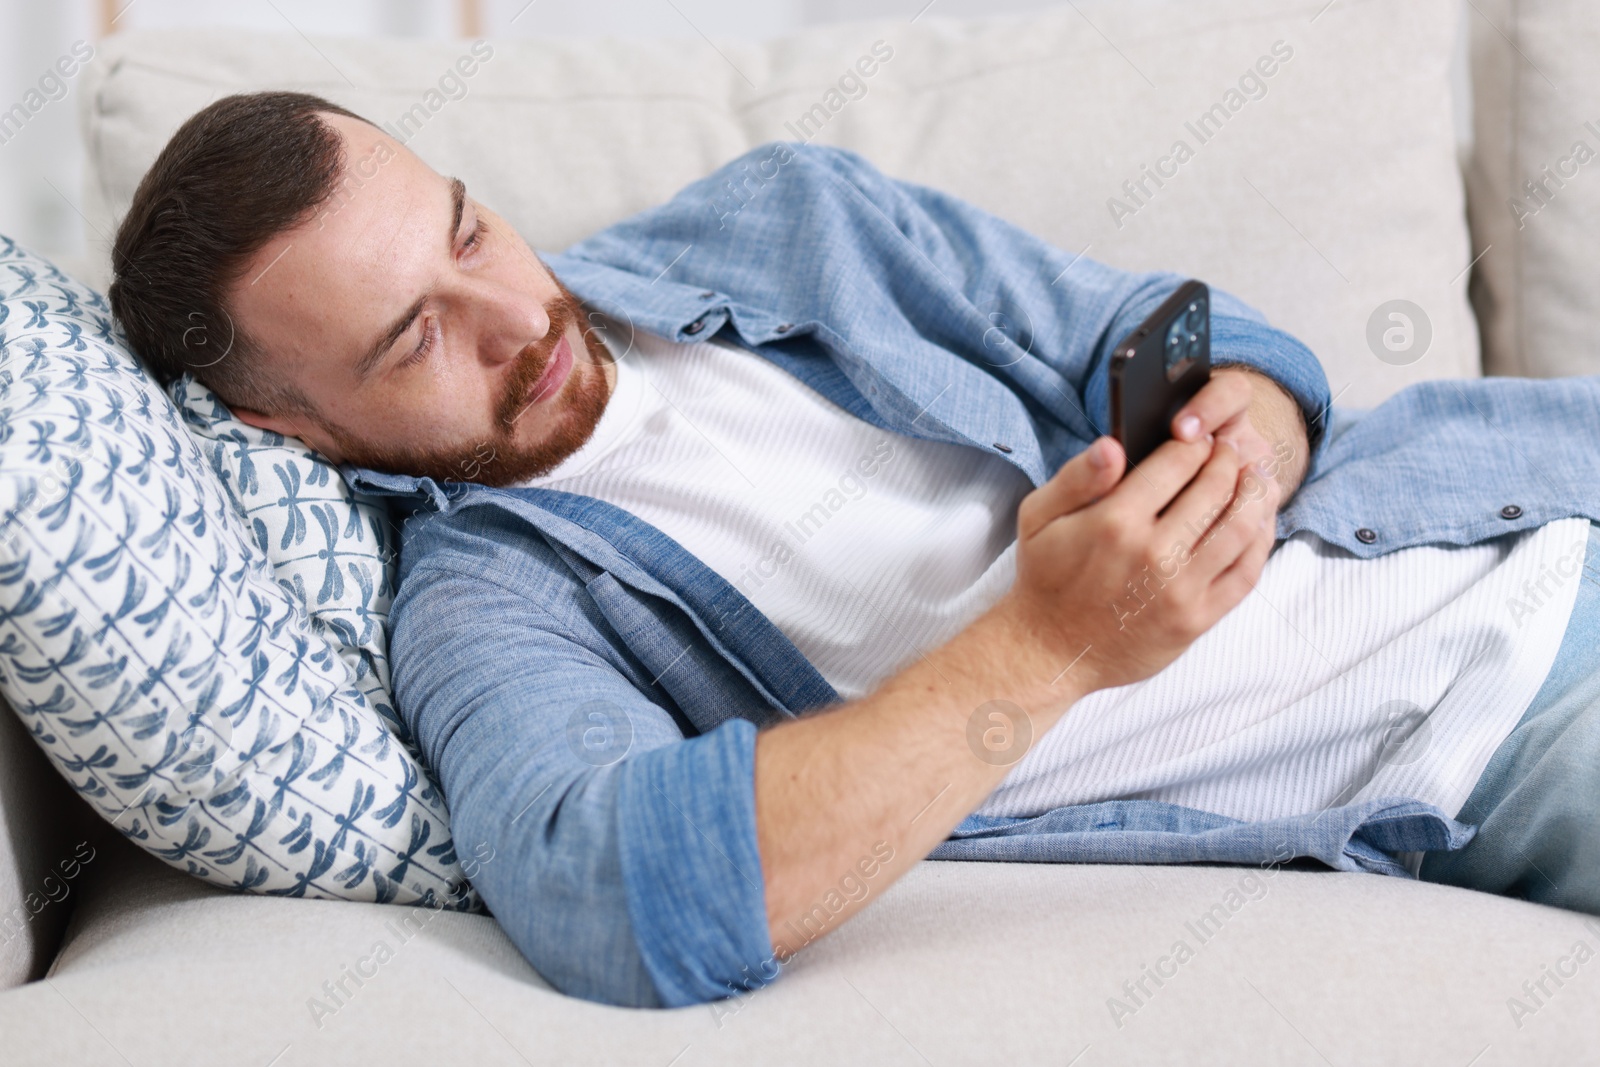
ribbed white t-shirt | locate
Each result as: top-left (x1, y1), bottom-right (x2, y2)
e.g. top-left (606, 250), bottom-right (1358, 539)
top-left (976, 519), bottom-right (1587, 822)
top-left (521, 328), bottom-right (1031, 701)
top-left (521, 328), bottom-right (1585, 821)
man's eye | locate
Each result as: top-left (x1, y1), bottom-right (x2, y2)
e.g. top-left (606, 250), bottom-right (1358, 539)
top-left (404, 318), bottom-right (439, 367)
top-left (462, 219), bottom-right (486, 253)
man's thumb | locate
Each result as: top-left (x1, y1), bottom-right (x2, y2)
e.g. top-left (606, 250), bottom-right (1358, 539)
top-left (1018, 437), bottom-right (1124, 537)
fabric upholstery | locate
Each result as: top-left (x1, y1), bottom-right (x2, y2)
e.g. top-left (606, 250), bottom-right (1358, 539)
top-left (2, 829), bottom-right (1597, 1065)
top-left (1465, 0), bottom-right (1600, 378)
top-left (79, 0), bottom-right (1477, 408)
top-left (0, 697), bottom-right (88, 990)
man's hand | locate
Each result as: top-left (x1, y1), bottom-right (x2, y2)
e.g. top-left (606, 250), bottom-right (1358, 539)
top-left (1005, 432), bottom-right (1278, 695)
top-left (1169, 366), bottom-right (1311, 503)
top-left (754, 422), bottom-right (1277, 962)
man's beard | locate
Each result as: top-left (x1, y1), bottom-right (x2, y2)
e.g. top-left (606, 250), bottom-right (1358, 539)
top-left (321, 277), bottom-right (612, 487)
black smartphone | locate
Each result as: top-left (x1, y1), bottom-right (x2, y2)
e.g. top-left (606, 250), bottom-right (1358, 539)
top-left (1109, 279), bottom-right (1211, 467)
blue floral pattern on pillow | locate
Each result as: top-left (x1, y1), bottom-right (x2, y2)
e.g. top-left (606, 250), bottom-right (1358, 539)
top-left (171, 375), bottom-right (410, 751)
top-left (0, 235), bottom-right (479, 911)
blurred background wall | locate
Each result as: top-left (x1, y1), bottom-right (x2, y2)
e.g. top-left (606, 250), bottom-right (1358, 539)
top-left (0, 0), bottom-right (1466, 271)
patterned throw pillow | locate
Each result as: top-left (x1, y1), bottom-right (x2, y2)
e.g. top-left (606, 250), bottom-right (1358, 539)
top-left (170, 375), bottom-right (407, 750)
top-left (0, 235), bottom-right (479, 911)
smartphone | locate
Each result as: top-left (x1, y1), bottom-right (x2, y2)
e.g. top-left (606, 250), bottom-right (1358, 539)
top-left (1109, 279), bottom-right (1211, 467)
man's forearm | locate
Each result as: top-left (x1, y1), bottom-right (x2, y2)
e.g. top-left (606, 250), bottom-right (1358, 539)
top-left (755, 405), bottom-right (1279, 961)
top-left (754, 606), bottom-right (1084, 958)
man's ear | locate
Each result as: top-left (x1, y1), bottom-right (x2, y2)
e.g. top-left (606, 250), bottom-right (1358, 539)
top-left (231, 405), bottom-right (346, 463)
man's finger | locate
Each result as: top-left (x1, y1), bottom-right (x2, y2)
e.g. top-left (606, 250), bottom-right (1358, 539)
top-left (1187, 467), bottom-right (1279, 582)
top-left (1205, 510), bottom-right (1276, 613)
top-left (1113, 433), bottom-right (1227, 516)
top-left (1172, 371), bottom-right (1252, 442)
top-left (1153, 440), bottom-right (1246, 550)
top-left (1017, 436), bottom-right (1125, 538)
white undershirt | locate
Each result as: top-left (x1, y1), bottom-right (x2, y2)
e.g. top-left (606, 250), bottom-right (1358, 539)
top-left (522, 327), bottom-right (1031, 700)
top-left (522, 328), bottom-right (1585, 821)
top-left (976, 519), bottom-right (1587, 822)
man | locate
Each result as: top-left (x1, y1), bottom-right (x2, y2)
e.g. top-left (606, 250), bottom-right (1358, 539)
top-left (109, 92), bottom-right (1600, 1009)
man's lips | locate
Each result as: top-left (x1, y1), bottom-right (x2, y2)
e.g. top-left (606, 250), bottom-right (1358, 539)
top-left (524, 335), bottom-right (574, 409)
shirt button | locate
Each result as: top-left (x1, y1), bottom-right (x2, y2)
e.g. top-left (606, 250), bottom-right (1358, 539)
top-left (683, 319), bottom-right (706, 336)
top-left (774, 323), bottom-right (794, 334)
top-left (1355, 527), bottom-right (1377, 544)
top-left (699, 290), bottom-right (716, 299)
top-left (1500, 504), bottom-right (1523, 520)
top-left (992, 442), bottom-right (1013, 454)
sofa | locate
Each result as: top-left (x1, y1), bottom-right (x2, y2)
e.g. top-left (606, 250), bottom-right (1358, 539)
top-left (3, 0), bottom-right (1600, 1063)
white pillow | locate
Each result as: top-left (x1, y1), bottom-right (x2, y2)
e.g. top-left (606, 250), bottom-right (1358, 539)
top-left (0, 236), bottom-right (479, 912)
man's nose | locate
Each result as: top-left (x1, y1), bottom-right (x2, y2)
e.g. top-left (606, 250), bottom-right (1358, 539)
top-left (477, 286), bottom-right (547, 366)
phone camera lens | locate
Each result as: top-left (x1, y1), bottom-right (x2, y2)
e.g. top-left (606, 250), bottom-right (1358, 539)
top-left (1164, 322), bottom-right (1186, 372)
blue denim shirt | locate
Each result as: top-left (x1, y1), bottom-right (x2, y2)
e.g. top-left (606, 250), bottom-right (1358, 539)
top-left (347, 143), bottom-right (1600, 1008)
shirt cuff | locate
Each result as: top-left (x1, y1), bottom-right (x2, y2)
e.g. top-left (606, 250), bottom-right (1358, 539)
top-left (616, 718), bottom-right (777, 1006)
top-left (1209, 314), bottom-right (1332, 463)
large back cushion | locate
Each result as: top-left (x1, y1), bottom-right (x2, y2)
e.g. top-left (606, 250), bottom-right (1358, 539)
top-left (1465, 0), bottom-right (1600, 378)
top-left (80, 0), bottom-right (1475, 409)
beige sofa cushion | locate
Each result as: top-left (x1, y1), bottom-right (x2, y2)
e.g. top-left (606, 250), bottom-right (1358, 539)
top-left (0, 701), bottom-right (90, 990)
top-left (81, 0), bottom-right (1477, 409)
top-left (1466, 0), bottom-right (1600, 378)
top-left (3, 832), bottom-right (1597, 1065)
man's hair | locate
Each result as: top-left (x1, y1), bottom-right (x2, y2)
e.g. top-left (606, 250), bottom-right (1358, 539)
top-left (109, 91), bottom-right (371, 413)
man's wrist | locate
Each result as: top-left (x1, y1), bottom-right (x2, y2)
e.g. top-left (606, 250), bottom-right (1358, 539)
top-left (959, 598), bottom-right (1096, 719)
top-left (1222, 364), bottom-right (1311, 496)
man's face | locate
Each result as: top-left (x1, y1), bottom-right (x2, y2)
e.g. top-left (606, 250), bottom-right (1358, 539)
top-left (226, 112), bottom-right (613, 486)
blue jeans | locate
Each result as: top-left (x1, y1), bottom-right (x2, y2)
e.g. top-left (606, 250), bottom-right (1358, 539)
top-left (1419, 520), bottom-right (1600, 912)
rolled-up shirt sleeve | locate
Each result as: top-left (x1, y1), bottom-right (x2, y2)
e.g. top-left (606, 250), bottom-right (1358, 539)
top-left (827, 146), bottom-right (1335, 461)
top-left (617, 716), bottom-right (771, 1004)
top-left (389, 558), bottom-right (774, 1008)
